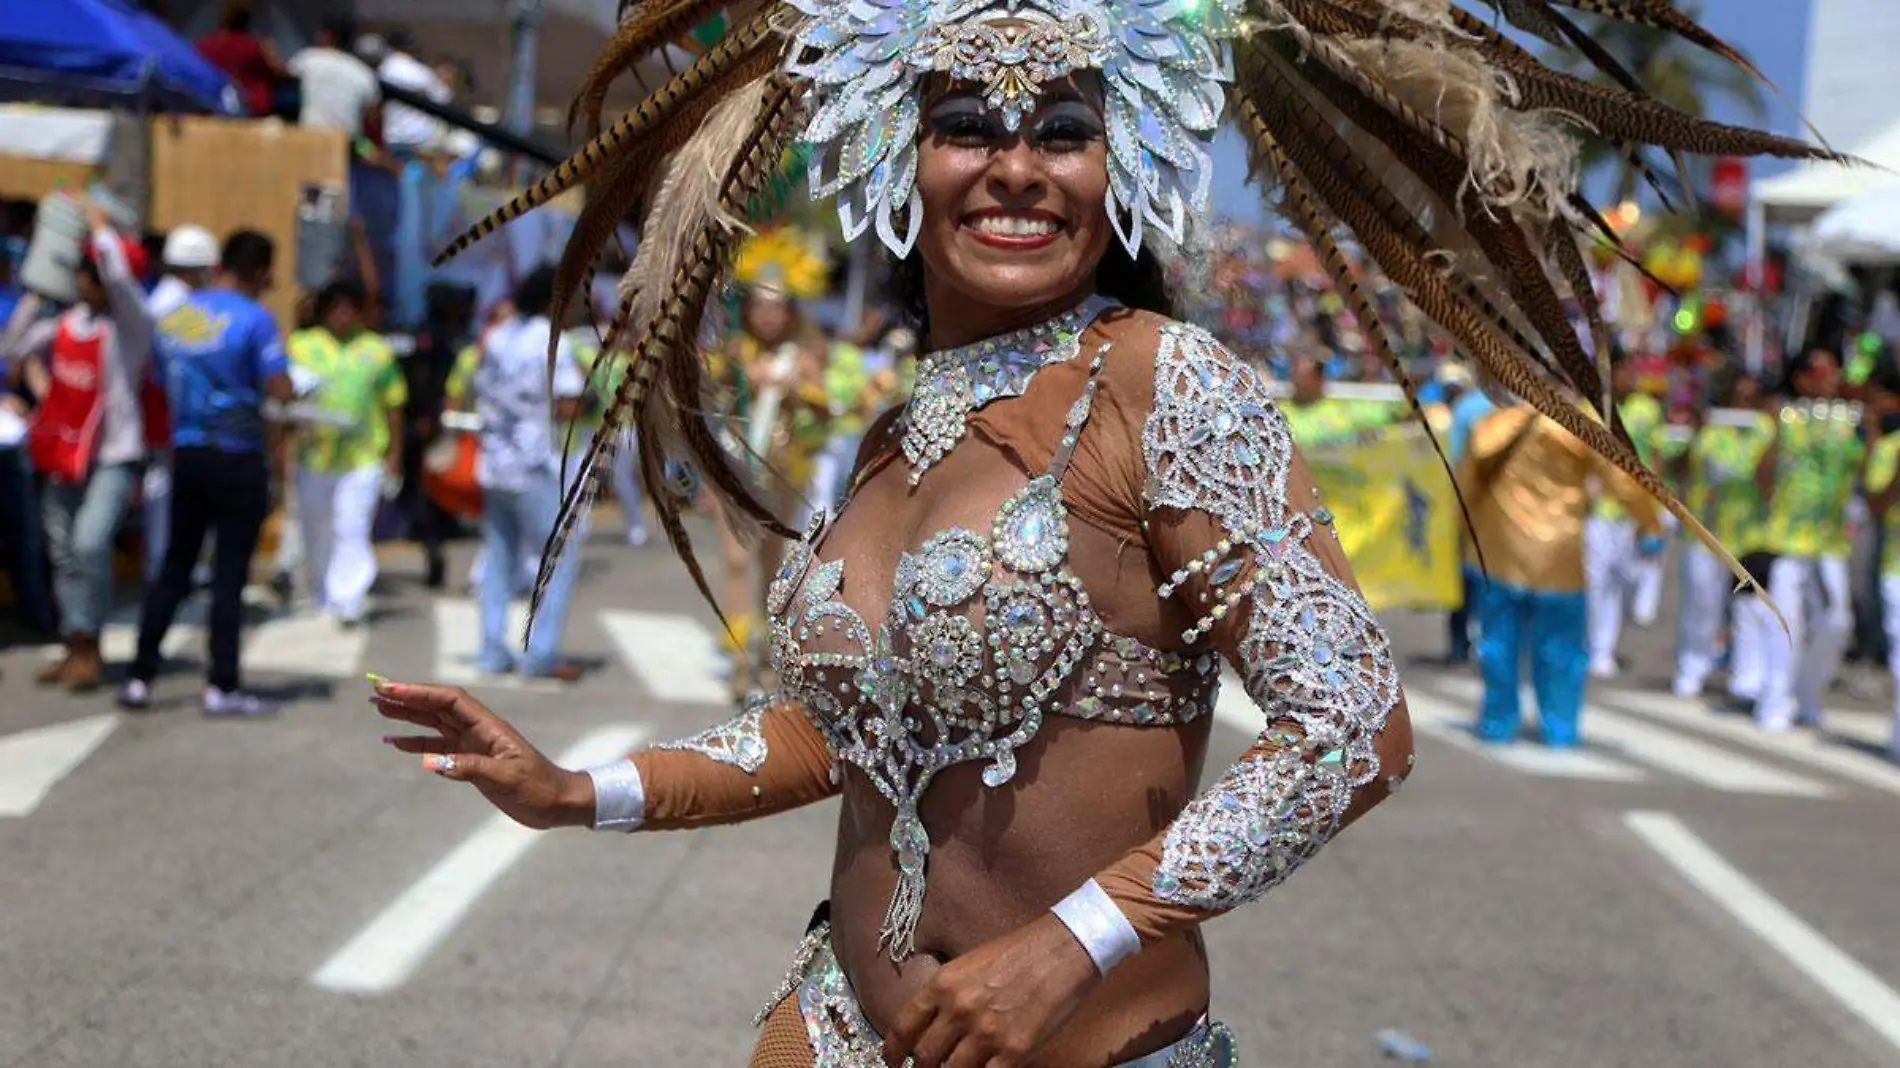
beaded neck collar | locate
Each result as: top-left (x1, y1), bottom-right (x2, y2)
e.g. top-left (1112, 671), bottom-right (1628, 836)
top-left (900, 295), bottom-right (1117, 484)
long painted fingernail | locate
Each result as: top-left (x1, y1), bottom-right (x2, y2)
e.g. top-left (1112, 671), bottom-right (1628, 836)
top-left (426, 754), bottom-right (457, 774)
top-left (366, 672), bottom-right (389, 689)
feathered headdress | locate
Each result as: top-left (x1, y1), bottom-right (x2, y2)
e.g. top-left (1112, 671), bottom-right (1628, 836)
top-left (436, 0), bottom-right (1837, 627)
top-left (731, 225), bottom-right (830, 300)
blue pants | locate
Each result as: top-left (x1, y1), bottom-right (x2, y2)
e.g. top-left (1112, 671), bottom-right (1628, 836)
top-left (477, 478), bottom-right (580, 676)
top-left (1473, 578), bottom-right (1588, 747)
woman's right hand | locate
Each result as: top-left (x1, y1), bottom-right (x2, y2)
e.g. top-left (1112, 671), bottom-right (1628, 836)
top-left (371, 679), bottom-right (596, 830)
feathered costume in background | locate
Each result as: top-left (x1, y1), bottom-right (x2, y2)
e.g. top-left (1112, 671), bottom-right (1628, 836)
top-left (434, 0), bottom-right (1837, 632)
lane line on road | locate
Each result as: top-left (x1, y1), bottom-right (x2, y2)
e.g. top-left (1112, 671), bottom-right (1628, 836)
top-left (310, 725), bottom-right (647, 995)
top-left (1603, 689), bottom-right (1900, 800)
top-left (1623, 810), bottom-right (1900, 1055)
top-left (599, 609), bottom-right (731, 705)
top-left (1427, 675), bottom-right (1830, 797)
top-left (0, 714), bottom-right (121, 817)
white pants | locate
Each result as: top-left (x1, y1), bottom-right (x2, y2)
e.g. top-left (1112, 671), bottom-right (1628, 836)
top-left (807, 432), bottom-right (862, 524)
top-left (1729, 591), bottom-right (1775, 703)
top-left (1882, 576), bottom-right (1900, 759)
top-left (1757, 555), bottom-right (1852, 731)
top-left (1674, 542), bottom-right (1732, 696)
top-left (608, 427), bottom-right (647, 542)
top-left (297, 466), bottom-right (383, 620)
top-left (1586, 518), bottom-right (1639, 674)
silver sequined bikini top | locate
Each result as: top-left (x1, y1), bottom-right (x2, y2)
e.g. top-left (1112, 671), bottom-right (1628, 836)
top-left (765, 299), bottom-right (1219, 960)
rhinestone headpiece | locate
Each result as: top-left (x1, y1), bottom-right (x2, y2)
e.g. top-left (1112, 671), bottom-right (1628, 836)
top-left (784, 0), bottom-right (1241, 258)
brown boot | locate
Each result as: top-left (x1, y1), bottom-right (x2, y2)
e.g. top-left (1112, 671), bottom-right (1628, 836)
top-left (63, 633), bottom-right (104, 693)
top-left (34, 639), bottom-right (76, 687)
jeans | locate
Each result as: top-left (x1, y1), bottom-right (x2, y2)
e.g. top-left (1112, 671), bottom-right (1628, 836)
top-left (1446, 563), bottom-right (1476, 662)
top-left (478, 478), bottom-right (579, 675)
top-left (1474, 578), bottom-right (1589, 747)
top-left (0, 445), bottom-right (55, 633)
top-left (130, 448), bottom-right (271, 691)
top-left (42, 461), bottom-right (139, 636)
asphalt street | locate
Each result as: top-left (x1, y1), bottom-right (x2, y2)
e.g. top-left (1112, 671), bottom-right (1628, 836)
top-left (3, 521), bottom-right (1899, 1068)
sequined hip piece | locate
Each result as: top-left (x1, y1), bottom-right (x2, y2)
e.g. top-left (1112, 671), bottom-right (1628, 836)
top-left (764, 923), bottom-right (1238, 1068)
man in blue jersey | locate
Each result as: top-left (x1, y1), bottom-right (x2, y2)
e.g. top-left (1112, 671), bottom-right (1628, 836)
top-left (119, 232), bottom-right (293, 716)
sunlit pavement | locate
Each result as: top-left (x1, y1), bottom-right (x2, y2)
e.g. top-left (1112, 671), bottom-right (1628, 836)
top-left (3, 530), bottom-right (1899, 1067)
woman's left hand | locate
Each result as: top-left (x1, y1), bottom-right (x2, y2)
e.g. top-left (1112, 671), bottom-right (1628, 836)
top-left (883, 913), bottom-right (1099, 1068)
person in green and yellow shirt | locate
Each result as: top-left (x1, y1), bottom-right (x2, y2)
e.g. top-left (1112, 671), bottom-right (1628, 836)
top-left (1857, 362), bottom-right (1900, 762)
top-left (286, 279), bottom-right (406, 626)
top-left (1754, 348), bottom-right (1866, 732)
top-left (1673, 375), bottom-right (1775, 700)
top-left (1281, 354), bottom-right (1367, 448)
top-left (1584, 357), bottom-right (1667, 679)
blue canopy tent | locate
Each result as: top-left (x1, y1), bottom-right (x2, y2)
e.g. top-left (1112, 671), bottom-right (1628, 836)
top-left (0, 0), bottom-right (237, 114)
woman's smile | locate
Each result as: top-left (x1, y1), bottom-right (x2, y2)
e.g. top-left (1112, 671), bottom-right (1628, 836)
top-left (962, 208), bottom-right (1066, 250)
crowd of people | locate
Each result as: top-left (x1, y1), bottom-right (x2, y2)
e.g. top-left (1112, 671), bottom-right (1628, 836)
top-left (1437, 340), bottom-right (1900, 764)
top-left (0, 202), bottom-right (918, 715)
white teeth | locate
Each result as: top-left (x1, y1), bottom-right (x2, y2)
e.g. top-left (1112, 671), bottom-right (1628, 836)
top-left (969, 215), bottom-right (1059, 237)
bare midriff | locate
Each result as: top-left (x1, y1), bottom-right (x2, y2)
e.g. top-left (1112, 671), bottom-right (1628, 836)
top-left (828, 714), bottom-right (1215, 1065)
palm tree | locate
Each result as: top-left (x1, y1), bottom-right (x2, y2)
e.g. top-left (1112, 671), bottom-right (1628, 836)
top-left (1545, 1), bottom-right (1767, 205)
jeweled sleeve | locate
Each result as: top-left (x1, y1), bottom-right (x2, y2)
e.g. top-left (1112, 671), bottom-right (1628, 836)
top-left (1086, 323), bottom-right (1414, 948)
top-left (583, 692), bottom-right (840, 832)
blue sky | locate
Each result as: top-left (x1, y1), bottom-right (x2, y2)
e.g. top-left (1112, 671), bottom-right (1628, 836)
top-left (1208, 0), bottom-right (1814, 223)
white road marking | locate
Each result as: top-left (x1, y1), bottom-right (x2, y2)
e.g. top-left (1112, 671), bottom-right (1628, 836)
top-left (599, 609), bottom-right (731, 705)
top-left (1427, 675), bottom-right (1830, 797)
top-left (0, 714), bottom-right (121, 817)
top-left (311, 725), bottom-right (647, 994)
top-left (430, 598), bottom-right (569, 694)
top-left (1220, 671), bottom-right (1648, 782)
top-left (1603, 689), bottom-right (1900, 800)
top-left (77, 603), bottom-right (367, 678)
top-left (1624, 810), bottom-right (1900, 1055)
top-left (1404, 688), bottom-right (1646, 782)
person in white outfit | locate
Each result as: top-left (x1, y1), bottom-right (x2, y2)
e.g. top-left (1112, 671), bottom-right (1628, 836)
top-left (1673, 375), bottom-right (1775, 698)
top-left (1858, 365), bottom-right (1900, 761)
top-left (142, 225), bottom-right (220, 584)
top-left (287, 280), bottom-right (406, 627)
top-left (1585, 359), bottom-right (1667, 678)
top-left (1754, 350), bottom-right (1867, 733)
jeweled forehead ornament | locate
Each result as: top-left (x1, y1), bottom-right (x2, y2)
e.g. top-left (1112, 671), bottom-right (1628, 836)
top-left (784, 0), bottom-right (1241, 258)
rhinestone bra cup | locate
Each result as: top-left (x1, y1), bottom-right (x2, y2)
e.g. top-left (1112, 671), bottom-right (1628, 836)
top-left (767, 302), bottom-right (1216, 959)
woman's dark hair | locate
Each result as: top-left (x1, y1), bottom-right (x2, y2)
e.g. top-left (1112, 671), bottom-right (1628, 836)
top-left (886, 239), bottom-right (1174, 338)
top-left (1781, 346), bottom-right (1838, 396)
top-left (314, 278), bottom-right (367, 323)
top-left (515, 264), bottom-right (558, 320)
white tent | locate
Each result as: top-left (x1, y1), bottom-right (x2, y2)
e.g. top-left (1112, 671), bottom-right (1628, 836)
top-left (1807, 185), bottom-right (1900, 266)
top-left (1753, 116), bottom-right (1900, 225)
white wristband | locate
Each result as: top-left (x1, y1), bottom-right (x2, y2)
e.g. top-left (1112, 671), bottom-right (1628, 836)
top-left (1051, 879), bottom-right (1141, 975)
top-left (584, 759), bottom-right (646, 831)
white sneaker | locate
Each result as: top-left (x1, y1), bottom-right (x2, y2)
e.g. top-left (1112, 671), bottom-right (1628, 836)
top-left (1672, 675), bottom-right (1704, 699)
top-left (117, 679), bottom-right (151, 711)
top-left (203, 687), bottom-right (278, 718)
top-left (626, 526), bottom-right (649, 548)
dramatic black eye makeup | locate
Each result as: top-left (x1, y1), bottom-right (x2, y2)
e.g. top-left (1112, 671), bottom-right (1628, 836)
top-left (924, 91), bottom-right (1106, 152)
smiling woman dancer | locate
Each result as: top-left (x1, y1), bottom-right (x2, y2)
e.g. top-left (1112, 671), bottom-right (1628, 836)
top-left (369, 1), bottom-right (1826, 1064)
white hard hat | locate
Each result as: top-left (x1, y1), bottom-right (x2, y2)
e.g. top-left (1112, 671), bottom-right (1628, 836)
top-left (162, 226), bottom-right (220, 269)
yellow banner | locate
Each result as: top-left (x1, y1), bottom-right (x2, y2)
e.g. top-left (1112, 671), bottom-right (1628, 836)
top-left (1296, 407), bottom-right (1463, 612)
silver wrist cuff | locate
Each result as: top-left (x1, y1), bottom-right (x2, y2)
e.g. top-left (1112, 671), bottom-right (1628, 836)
top-left (584, 759), bottom-right (646, 831)
top-left (1051, 878), bottom-right (1141, 974)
